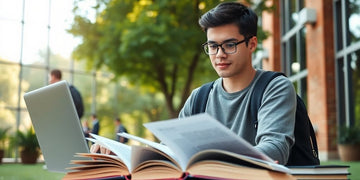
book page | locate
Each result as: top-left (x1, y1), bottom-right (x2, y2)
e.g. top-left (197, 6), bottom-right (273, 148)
top-left (144, 113), bottom-right (274, 171)
top-left (187, 149), bottom-right (290, 173)
top-left (117, 132), bottom-right (179, 163)
top-left (89, 133), bottom-right (132, 170)
top-left (130, 145), bottom-right (182, 173)
top-left (187, 161), bottom-right (293, 180)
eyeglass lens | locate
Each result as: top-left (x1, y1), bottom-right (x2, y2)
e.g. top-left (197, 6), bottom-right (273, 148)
top-left (205, 42), bottom-right (237, 55)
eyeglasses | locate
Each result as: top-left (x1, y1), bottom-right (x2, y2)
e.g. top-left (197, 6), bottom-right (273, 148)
top-left (202, 38), bottom-right (248, 55)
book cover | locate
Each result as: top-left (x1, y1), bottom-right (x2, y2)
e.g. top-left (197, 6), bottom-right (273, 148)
top-left (287, 164), bottom-right (350, 175)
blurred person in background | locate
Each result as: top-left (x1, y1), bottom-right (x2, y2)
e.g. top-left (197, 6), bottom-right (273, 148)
top-left (114, 117), bottom-right (128, 143)
top-left (49, 69), bottom-right (84, 120)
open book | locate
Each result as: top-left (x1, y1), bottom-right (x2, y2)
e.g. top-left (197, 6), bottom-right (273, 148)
top-left (63, 113), bottom-right (294, 180)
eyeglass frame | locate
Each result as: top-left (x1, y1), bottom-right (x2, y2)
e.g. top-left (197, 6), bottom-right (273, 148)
top-left (202, 37), bottom-right (250, 55)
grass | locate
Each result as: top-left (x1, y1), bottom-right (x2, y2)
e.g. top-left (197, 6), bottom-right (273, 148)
top-left (0, 163), bottom-right (64, 180)
top-left (321, 160), bottom-right (360, 179)
top-left (0, 161), bottom-right (359, 179)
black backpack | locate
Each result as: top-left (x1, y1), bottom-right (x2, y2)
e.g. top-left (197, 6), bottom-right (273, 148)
top-left (191, 71), bottom-right (320, 166)
top-left (69, 85), bottom-right (84, 119)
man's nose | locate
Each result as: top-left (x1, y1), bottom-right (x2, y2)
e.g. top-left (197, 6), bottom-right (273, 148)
top-left (216, 46), bottom-right (227, 57)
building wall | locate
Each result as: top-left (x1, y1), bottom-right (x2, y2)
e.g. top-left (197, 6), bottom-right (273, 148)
top-left (305, 0), bottom-right (338, 160)
top-left (262, 0), bottom-right (281, 72)
top-left (262, 0), bottom-right (338, 160)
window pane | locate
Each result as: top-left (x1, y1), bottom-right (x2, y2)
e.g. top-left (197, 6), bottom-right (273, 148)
top-left (282, 0), bottom-right (304, 31)
top-left (73, 73), bottom-right (93, 118)
top-left (290, 36), bottom-right (297, 75)
top-left (0, 0), bottom-right (23, 21)
top-left (20, 109), bottom-right (32, 131)
top-left (334, 0), bottom-right (343, 51)
top-left (0, 21), bottom-right (22, 62)
top-left (348, 0), bottom-right (360, 45)
top-left (49, 53), bottom-right (71, 70)
top-left (23, 0), bottom-right (49, 25)
top-left (0, 93), bottom-right (18, 129)
top-left (0, 64), bottom-right (20, 107)
top-left (48, 0), bottom-right (77, 68)
top-left (300, 28), bottom-right (306, 71)
top-left (0, 109), bottom-right (17, 158)
top-left (336, 57), bottom-right (346, 125)
top-left (289, 0), bottom-right (298, 29)
top-left (0, 0), bottom-right (23, 62)
top-left (22, 24), bottom-right (48, 64)
top-left (21, 66), bottom-right (48, 107)
top-left (351, 50), bottom-right (360, 125)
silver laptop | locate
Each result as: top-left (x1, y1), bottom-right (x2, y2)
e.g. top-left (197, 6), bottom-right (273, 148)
top-left (24, 80), bottom-right (90, 173)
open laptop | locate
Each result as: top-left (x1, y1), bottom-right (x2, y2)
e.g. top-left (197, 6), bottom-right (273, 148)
top-left (24, 80), bottom-right (90, 173)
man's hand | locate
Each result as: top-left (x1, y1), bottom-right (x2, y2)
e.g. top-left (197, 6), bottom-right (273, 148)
top-left (90, 143), bottom-right (112, 155)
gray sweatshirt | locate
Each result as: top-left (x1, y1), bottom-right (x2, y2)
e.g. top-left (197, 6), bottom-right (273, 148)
top-left (178, 70), bottom-right (296, 165)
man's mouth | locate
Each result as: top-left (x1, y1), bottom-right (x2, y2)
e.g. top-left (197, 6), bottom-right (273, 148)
top-left (216, 62), bottom-right (231, 69)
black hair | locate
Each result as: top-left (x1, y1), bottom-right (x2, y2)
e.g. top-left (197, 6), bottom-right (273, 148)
top-left (198, 2), bottom-right (258, 39)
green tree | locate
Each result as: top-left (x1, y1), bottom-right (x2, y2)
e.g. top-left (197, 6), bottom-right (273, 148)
top-left (69, 0), bottom-right (222, 117)
top-left (69, 0), bottom-right (271, 118)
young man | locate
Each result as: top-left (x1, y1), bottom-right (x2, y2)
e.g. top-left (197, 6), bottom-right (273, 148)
top-left (91, 2), bottom-right (296, 165)
top-left (178, 2), bottom-right (296, 165)
top-left (49, 69), bottom-right (84, 119)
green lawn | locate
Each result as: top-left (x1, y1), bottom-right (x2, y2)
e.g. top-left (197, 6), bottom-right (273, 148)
top-left (0, 161), bottom-right (359, 179)
top-left (0, 163), bottom-right (64, 180)
top-left (321, 160), bottom-right (360, 179)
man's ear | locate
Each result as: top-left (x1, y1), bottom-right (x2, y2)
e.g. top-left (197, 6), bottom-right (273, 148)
top-left (248, 36), bottom-right (258, 52)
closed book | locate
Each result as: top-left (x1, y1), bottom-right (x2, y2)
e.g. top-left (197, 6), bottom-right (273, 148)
top-left (287, 165), bottom-right (350, 175)
top-left (288, 165), bottom-right (350, 180)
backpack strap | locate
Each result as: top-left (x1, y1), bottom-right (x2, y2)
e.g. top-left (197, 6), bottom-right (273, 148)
top-left (250, 71), bottom-right (285, 129)
top-left (192, 81), bottom-right (214, 115)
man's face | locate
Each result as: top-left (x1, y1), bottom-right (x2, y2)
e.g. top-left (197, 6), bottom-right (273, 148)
top-left (206, 24), bottom-right (256, 79)
top-left (49, 74), bottom-right (57, 84)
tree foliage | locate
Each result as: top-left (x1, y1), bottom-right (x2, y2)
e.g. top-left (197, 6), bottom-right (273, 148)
top-left (69, 0), bottom-right (271, 117)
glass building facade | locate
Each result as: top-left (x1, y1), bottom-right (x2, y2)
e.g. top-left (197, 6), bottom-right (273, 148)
top-left (257, 0), bottom-right (360, 160)
top-left (0, 0), bottom-right (122, 161)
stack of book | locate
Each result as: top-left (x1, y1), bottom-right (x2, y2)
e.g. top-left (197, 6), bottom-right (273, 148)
top-left (288, 165), bottom-right (350, 180)
top-left (62, 113), bottom-right (295, 180)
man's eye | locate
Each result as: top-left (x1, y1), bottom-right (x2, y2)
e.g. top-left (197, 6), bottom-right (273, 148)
top-left (225, 43), bottom-right (236, 48)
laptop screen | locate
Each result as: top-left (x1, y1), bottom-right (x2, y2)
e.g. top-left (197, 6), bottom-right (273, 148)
top-left (24, 80), bottom-right (90, 173)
